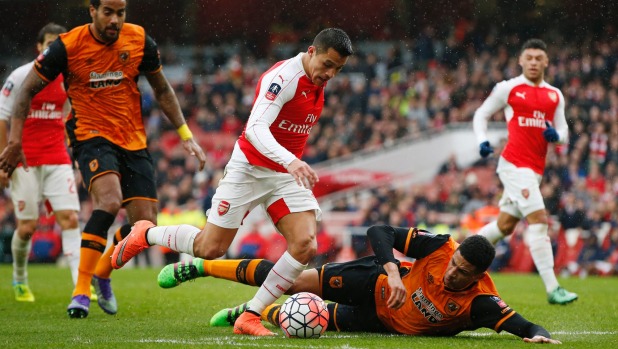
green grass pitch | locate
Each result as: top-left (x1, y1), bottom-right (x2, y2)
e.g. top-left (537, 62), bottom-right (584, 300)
top-left (1, 264), bottom-right (617, 348)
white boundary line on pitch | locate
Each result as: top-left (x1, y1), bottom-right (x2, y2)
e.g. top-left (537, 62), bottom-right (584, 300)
top-left (467, 330), bottom-right (617, 337)
top-left (131, 337), bottom-right (364, 348)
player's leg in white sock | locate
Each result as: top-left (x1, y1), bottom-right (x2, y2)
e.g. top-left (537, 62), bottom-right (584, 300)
top-left (146, 225), bottom-right (200, 255)
top-left (61, 227), bottom-right (81, 285)
top-left (477, 221), bottom-right (505, 244)
top-left (12, 231), bottom-right (32, 284)
top-left (247, 251), bottom-right (306, 314)
top-left (526, 223), bottom-right (559, 293)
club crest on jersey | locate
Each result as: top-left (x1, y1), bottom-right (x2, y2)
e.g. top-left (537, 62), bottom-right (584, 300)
top-left (521, 189), bottom-right (530, 199)
top-left (265, 83), bottom-right (282, 101)
top-left (548, 91), bottom-right (557, 102)
top-left (89, 159), bottom-right (99, 172)
top-left (18, 201), bottom-right (25, 212)
top-left (218, 200), bottom-right (230, 216)
top-left (445, 298), bottom-right (462, 316)
top-left (1, 81), bottom-right (13, 96)
top-left (118, 51), bottom-right (130, 64)
top-left (329, 276), bottom-right (343, 288)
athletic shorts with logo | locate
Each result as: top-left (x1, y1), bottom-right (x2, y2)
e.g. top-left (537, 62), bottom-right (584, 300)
top-left (10, 164), bottom-right (80, 220)
top-left (317, 256), bottom-right (390, 333)
top-left (496, 156), bottom-right (545, 218)
top-left (72, 137), bottom-right (157, 203)
top-left (207, 158), bottom-right (322, 229)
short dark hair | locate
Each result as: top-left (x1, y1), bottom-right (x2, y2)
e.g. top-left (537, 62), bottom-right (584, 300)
top-left (313, 28), bottom-right (354, 57)
top-left (457, 235), bottom-right (496, 273)
top-left (37, 23), bottom-right (67, 44)
top-left (521, 38), bottom-right (547, 53)
top-left (90, 0), bottom-right (101, 8)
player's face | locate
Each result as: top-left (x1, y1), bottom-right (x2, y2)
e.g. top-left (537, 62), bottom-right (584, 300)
top-left (36, 33), bottom-right (59, 54)
top-left (305, 46), bottom-right (348, 87)
top-left (443, 250), bottom-right (484, 291)
top-left (519, 48), bottom-right (548, 84)
top-left (90, 0), bottom-right (126, 43)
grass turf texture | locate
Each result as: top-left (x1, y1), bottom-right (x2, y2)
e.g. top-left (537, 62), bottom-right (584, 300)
top-left (1, 264), bottom-right (617, 348)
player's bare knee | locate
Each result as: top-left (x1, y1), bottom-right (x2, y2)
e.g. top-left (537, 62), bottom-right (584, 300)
top-left (289, 237), bottom-right (317, 264)
top-left (193, 243), bottom-right (226, 260)
top-left (17, 220), bottom-right (37, 239)
top-left (497, 220), bottom-right (517, 235)
top-left (55, 211), bottom-right (79, 230)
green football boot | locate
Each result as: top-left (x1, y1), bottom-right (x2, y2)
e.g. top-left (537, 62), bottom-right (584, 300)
top-left (547, 286), bottom-right (578, 305)
top-left (210, 303), bottom-right (247, 327)
top-left (157, 259), bottom-right (203, 288)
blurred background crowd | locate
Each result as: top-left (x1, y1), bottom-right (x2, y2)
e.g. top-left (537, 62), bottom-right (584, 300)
top-left (1, 0), bottom-right (617, 278)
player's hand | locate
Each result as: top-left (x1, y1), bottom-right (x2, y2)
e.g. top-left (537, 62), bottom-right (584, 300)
top-left (543, 121), bottom-right (559, 142)
top-left (181, 138), bottom-right (207, 171)
top-left (383, 262), bottom-right (406, 309)
top-left (523, 335), bottom-right (562, 344)
top-left (0, 142), bottom-right (27, 177)
top-left (287, 159), bottom-right (319, 189)
top-left (386, 274), bottom-right (407, 309)
top-left (479, 141), bottom-right (494, 158)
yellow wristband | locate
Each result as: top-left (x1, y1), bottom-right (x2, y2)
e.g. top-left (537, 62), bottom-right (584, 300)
top-left (177, 124), bottom-right (193, 141)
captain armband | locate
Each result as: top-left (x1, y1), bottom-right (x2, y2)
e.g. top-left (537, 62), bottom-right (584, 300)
top-left (177, 124), bottom-right (193, 141)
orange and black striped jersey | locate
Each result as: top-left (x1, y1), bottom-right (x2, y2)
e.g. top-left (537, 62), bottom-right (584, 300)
top-left (33, 23), bottom-right (162, 151)
top-left (368, 227), bottom-right (515, 336)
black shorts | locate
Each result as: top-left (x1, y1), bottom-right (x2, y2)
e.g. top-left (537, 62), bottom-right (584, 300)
top-left (317, 256), bottom-right (390, 333)
top-left (72, 137), bottom-right (157, 203)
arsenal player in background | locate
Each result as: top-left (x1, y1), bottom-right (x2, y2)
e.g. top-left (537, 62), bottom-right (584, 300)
top-left (473, 38), bottom-right (578, 305)
top-left (0, 23), bottom-right (81, 303)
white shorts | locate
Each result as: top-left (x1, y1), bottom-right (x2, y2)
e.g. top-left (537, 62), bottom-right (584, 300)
top-left (496, 157), bottom-right (545, 219)
top-left (208, 159), bottom-right (322, 229)
top-left (9, 164), bottom-right (80, 220)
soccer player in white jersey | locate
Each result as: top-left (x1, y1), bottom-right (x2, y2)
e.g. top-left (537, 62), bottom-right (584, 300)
top-left (0, 23), bottom-right (81, 302)
top-left (111, 28), bottom-right (353, 335)
top-left (473, 38), bottom-right (578, 305)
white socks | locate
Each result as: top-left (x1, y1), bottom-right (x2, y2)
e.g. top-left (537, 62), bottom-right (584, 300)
top-left (146, 224), bottom-right (200, 255)
top-left (526, 223), bottom-right (559, 293)
top-left (61, 228), bottom-right (81, 285)
top-left (11, 232), bottom-right (32, 284)
top-left (478, 221), bottom-right (504, 244)
top-left (247, 251), bottom-right (306, 314)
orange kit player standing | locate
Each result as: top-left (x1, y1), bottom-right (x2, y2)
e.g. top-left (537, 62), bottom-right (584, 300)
top-left (112, 28), bottom-right (353, 335)
top-left (0, 0), bottom-right (206, 318)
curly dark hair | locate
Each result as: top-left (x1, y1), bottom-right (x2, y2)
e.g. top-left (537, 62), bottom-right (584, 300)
top-left (457, 235), bottom-right (496, 273)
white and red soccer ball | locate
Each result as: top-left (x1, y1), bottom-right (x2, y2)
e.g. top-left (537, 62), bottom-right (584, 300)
top-left (278, 292), bottom-right (329, 338)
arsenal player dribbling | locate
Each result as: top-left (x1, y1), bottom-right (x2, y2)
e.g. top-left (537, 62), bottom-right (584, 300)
top-left (473, 38), bottom-right (578, 305)
top-left (112, 28), bottom-right (354, 336)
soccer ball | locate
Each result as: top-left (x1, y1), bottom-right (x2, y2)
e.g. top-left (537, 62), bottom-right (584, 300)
top-left (278, 292), bottom-right (329, 338)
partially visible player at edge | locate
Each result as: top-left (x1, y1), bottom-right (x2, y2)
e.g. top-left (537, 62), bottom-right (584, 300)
top-left (0, 0), bottom-right (206, 318)
top-left (0, 23), bottom-right (82, 303)
top-left (473, 38), bottom-right (577, 305)
top-left (111, 28), bottom-right (353, 336)
top-left (158, 226), bottom-right (562, 344)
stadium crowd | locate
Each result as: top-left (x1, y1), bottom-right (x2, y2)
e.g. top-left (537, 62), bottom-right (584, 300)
top-left (1, 20), bottom-right (617, 277)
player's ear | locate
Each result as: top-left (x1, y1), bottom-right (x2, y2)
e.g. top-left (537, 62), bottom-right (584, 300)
top-left (308, 46), bottom-right (315, 57)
